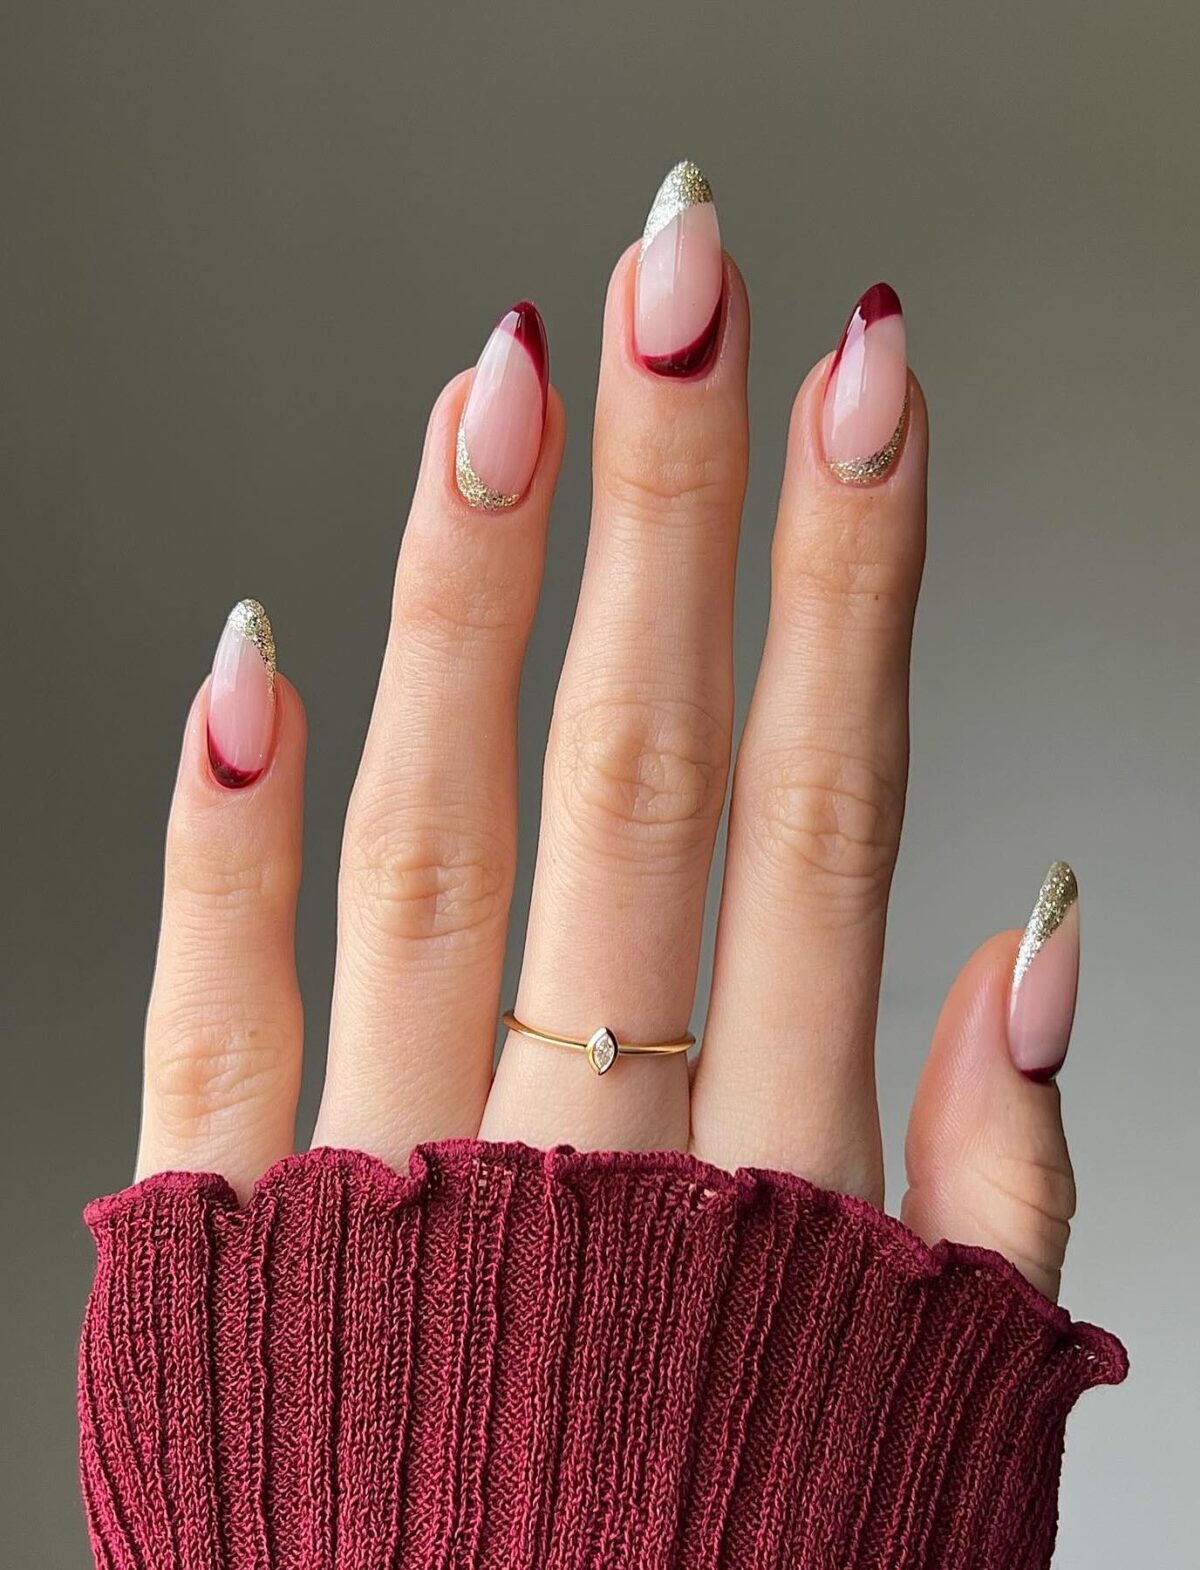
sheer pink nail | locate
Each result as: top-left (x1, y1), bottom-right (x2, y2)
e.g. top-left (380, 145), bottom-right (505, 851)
top-left (206, 599), bottom-right (277, 789)
top-left (823, 282), bottom-right (909, 484)
top-left (635, 160), bottom-right (724, 377)
top-left (1008, 861), bottom-right (1080, 1081)
top-left (455, 301), bottom-right (549, 510)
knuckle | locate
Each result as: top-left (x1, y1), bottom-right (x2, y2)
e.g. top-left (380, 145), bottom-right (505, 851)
top-left (960, 1150), bottom-right (1077, 1289)
top-left (739, 744), bottom-right (903, 904)
top-left (972, 1148), bottom-right (1078, 1230)
top-left (343, 815), bottom-right (512, 949)
top-left (145, 1014), bottom-right (296, 1139)
top-left (396, 554), bottom-right (530, 648)
top-left (164, 838), bottom-right (294, 915)
top-left (551, 696), bottom-right (729, 853)
top-left (773, 504), bottom-right (918, 624)
top-left (603, 429), bottom-right (744, 526)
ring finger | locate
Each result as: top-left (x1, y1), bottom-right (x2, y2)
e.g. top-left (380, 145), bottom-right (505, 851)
top-left (482, 162), bottom-right (748, 1151)
top-left (692, 286), bottom-right (926, 1199)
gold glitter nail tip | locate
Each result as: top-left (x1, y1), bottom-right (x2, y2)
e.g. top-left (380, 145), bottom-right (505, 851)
top-left (1013, 860), bottom-right (1079, 988)
top-left (226, 598), bottom-right (277, 691)
top-left (641, 159), bottom-right (715, 251)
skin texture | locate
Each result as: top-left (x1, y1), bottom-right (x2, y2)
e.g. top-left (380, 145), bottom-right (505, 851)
top-left (136, 191), bottom-right (1077, 1301)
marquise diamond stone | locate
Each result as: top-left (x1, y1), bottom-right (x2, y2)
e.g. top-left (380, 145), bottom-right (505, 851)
top-left (586, 1026), bottom-right (619, 1076)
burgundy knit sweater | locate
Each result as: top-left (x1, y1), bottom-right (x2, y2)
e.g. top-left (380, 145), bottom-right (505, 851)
top-left (79, 1141), bottom-right (1125, 1568)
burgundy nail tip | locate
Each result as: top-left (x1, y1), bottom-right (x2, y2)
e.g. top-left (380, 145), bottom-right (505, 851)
top-left (639, 295), bottom-right (722, 379)
top-left (857, 281), bottom-right (903, 324)
top-left (1020, 1062), bottom-right (1066, 1085)
top-left (829, 281), bottom-right (904, 379)
top-left (500, 300), bottom-right (549, 393)
top-left (207, 730), bottom-right (262, 790)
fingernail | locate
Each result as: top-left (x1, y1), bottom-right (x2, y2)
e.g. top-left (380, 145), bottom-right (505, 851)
top-left (455, 300), bottom-right (549, 510)
top-left (822, 282), bottom-right (909, 484)
top-left (207, 599), bottom-right (277, 789)
top-left (635, 159), bottom-right (724, 377)
top-left (1009, 861), bottom-right (1080, 1081)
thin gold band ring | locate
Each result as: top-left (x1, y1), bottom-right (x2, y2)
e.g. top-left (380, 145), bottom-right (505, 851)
top-left (501, 1010), bottom-right (695, 1077)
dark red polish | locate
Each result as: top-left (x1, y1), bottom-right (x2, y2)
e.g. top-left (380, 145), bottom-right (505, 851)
top-left (828, 282), bottom-right (903, 379)
top-left (639, 293), bottom-right (723, 378)
top-left (207, 729), bottom-right (263, 790)
top-left (500, 300), bottom-right (549, 400)
top-left (1020, 1062), bottom-right (1066, 1085)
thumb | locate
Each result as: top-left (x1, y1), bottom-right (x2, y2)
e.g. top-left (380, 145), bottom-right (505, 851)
top-left (901, 862), bottom-right (1080, 1301)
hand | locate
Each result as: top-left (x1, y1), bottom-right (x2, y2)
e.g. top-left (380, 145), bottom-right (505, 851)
top-left (135, 162), bottom-right (1079, 1302)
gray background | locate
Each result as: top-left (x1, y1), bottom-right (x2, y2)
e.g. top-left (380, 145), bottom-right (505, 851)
top-left (4, 2), bottom-right (1196, 1563)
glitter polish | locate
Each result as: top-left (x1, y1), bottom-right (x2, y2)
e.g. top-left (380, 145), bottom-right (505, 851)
top-left (1008, 861), bottom-right (1080, 1081)
top-left (455, 301), bottom-right (549, 510)
top-left (207, 599), bottom-right (277, 789)
top-left (635, 160), bottom-right (724, 377)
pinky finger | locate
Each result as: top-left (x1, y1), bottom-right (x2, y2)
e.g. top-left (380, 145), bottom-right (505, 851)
top-left (137, 600), bottom-right (305, 1198)
top-left (902, 862), bottom-right (1080, 1300)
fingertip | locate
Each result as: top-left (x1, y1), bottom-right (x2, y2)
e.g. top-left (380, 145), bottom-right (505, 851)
top-left (716, 253), bottom-right (751, 371)
top-left (603, 238), bottom-right (641, 326)
top-left (424, 349), bottom-right (564, 520)
top-left (172, 659), bottom-right (306, 868)
top-left (544, 378), bottom-right (566, 429)
top-left (907, 928), bottom-right (1024, 1162)
top-left (425, 368), bottom-right (474, 462)
top-left (722, 251), bottom-right (750, 318)
top-left (540, 381), bottom-right (567, 476)
top-left (934, 930), bottom-right (1022, 1073)
top-left (270, 674), bottom-right (308, 771)
top-left (180, 670), bottom-right (306, 800)
top-left (905, 368), bottom-right (930, 448)
top-left (785, 357), bottom-right (927, 494)
top-left (905, 926), bottom-right (1074, 1300)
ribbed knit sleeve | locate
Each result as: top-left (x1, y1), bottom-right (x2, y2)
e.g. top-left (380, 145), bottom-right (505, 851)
top-left (79, 1141), bottom-right (1125, 1569)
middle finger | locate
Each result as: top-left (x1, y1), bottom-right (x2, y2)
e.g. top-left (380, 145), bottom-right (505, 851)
top-left (482, 163), bottom-right (748, 1151)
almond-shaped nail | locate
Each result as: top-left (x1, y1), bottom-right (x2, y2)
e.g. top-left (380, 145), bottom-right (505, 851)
top-left (455, 300), bottom-right (549, 510)
top-left (823, 282), bottom-right (909, 484)
top-left (1009, 861), bottom-right (1080, 1081)
top-left (207, 599), bottom-right (277, 789)
top-left (635, 159), bottom-right (724, 377)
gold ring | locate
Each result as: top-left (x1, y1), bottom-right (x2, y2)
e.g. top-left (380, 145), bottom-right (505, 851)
top-left (501, 1010), bottom-right (694, 1077)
